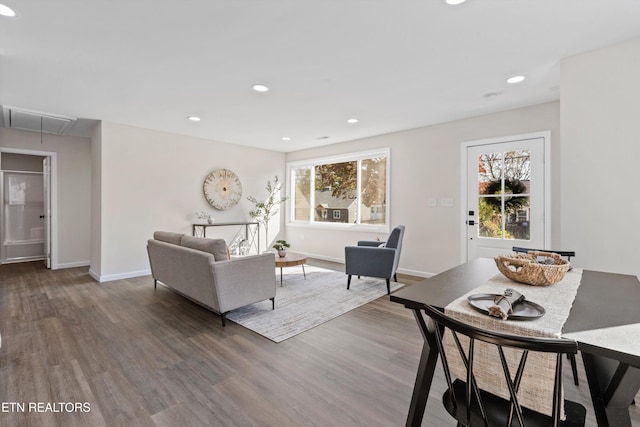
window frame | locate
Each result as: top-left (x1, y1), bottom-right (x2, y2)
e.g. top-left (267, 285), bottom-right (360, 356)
top-left (286, 148), bottom-right (390, 232)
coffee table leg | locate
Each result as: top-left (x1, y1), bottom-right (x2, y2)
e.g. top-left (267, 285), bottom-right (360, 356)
top-left (302, 264), bottom-right (306, 280)
top-left (280, 267), bottom-right (283, 287)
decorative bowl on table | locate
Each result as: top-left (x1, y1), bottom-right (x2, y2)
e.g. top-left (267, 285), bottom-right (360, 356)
top-left (494, 251), bottom-right (570, 286)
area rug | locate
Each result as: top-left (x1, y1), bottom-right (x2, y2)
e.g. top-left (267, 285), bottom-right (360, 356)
top-left (226, 265), bottom-right (405, 342)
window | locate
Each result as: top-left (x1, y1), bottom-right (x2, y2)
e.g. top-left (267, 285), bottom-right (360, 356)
top-left (288, 149), bottom-right (390, 230)
top-left (477, 149), bottom-right (531, 240)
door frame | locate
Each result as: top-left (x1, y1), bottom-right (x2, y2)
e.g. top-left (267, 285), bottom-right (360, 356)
top-left (0, 147), bottom-right (58, 269)
top-left (459, 131), bottom-right (551, 263)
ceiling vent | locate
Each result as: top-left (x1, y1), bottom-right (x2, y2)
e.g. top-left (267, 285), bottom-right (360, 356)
top-left (2, 105), bottom-right (77, 135)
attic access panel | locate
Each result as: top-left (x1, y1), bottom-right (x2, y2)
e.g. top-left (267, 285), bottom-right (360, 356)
top-left (2, 106), bottom-right (76, 135)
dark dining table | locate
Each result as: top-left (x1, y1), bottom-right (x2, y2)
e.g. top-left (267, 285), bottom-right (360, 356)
top-left (390, 257), bottom-right (640, 427)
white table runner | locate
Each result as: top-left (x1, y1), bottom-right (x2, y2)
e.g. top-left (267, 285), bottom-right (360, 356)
top-left (444, 267), bottom-right (583, 417)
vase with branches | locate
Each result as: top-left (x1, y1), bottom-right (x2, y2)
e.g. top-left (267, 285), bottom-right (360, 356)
top-left (247, 176), bottom-right (289, 252)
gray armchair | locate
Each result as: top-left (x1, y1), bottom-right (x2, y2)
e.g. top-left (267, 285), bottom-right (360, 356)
top-left (345, 225), bottom-right (405, 295)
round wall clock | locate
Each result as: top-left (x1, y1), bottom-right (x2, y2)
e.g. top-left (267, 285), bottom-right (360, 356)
top-left (203, 169), bottom-right (243, 210)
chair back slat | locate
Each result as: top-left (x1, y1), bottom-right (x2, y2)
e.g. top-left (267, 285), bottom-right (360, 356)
top-left (552, 353), bottom-right (564, 427)
top-left (512, 246), bottom-right (575, 261)
top-left (498, 346), bottom-right (526, 426)
top-left (433, 320), bottom-right (455, 395)
top-left (508, 351), bottom-right (529, 426)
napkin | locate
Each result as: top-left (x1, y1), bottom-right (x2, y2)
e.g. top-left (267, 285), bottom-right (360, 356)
top-left (488, 288), bottom-right (525, 320)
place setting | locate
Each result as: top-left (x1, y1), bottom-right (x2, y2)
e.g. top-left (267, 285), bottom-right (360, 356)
top-left (462, 250), bottom-right (575, 322)
top-left (467, 288), bottom-right (545, 320)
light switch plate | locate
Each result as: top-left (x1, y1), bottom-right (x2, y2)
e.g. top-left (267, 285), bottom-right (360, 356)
top-left (439, 198), bottom-right (454, 207)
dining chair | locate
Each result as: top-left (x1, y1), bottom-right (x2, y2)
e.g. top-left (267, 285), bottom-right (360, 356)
top-left (345, 225), bottom-right (405, 295)
top-left (512, 247), bottom-right (575, 262)
top-left (512, 246), bottom-right (580, 387)
top-left (422, 303), bottom-right (586, 427)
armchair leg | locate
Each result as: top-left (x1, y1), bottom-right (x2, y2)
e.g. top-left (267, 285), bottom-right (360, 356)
top-left (221, 312), bottom-right (227, 327)
top-left (154, 279), bottom-right (157, 289)
top-left (347, 275), bottom-right (352, 290)
top-left (271, 297), bottom-right (275, 310)
top-left (386, 278), bottom-right (391, 295)
top-left (394, 273), bottom-right (398, 282)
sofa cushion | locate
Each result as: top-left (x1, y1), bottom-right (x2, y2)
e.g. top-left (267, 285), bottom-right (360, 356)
top-left (154, 231), bottom-right (184, 245)
top-left (180, 236), bottom-right (230, 261)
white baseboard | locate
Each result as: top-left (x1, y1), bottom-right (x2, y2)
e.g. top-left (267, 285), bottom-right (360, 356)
top-left (89, 268), bottom-right (151, 283)
top-left (299, 252), bottom-right (434, 279)
top-left (83, 256), bottom-right (433, 283)
top-left (397, 267), bottom-right (433, 279)
top-left (56, 260), bottom-right (90, 269)
top-left (301, 252), bottom-right (344, 265)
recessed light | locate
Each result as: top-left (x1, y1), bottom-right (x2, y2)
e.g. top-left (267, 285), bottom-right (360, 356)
top-left (483, 92), bottom-right (501, 99)
top-left (316, 136), bottom-right (330, 140)
top-left (187, 116), bottom-right (201, 122)
top-left (282, 137), bottom-right (291, 141)
top-left (445, 0), bottom-right (467, 5)
top-left (252, 84), bottom-right (269, 92)
top-left (347, 118), bottom-right (359, 124)
top-left (507, 75), bottom-right (526, 84)
top-left (0, 3), bottom-right (16, 17)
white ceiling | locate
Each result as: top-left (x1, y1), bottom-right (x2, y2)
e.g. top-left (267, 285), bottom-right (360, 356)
top-left (2, 1), bottom-right (640, 152)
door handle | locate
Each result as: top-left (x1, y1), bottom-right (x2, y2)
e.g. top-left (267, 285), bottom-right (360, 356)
top-left (40, 215), bottom-right (45, 219)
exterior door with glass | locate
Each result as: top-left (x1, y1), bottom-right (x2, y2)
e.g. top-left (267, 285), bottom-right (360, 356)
top-left (466, 136), bottom-right (546, 260)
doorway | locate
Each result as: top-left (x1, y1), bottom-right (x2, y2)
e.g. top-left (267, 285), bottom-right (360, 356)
top-left (462, 132), bottom-right (550, 261)
top-left (0, 150), bottom-right (54, 266)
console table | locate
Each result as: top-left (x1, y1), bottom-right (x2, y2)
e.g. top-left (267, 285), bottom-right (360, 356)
top-left (192, 222), bottom-right (260, 255)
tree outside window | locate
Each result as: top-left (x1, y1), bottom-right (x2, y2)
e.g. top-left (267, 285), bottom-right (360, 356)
top-left (478, 150), bottom-right (531, 240)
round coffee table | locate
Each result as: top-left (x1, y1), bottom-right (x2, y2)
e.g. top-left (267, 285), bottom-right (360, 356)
top-left (275, 252), bottom-right (307, 286)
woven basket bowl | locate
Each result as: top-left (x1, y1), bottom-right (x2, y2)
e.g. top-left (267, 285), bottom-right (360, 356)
top-left (494, 251), bottom-right (571, 286)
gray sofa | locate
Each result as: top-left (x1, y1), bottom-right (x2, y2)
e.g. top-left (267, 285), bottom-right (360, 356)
top-left (147, 231), bottom-right (276, 326)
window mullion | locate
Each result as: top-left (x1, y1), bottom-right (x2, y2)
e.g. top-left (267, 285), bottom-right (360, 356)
top-left (356, 158), bottom-right (362, 224)
top-left (309, 166), bottom-right (315, 223)
top-left (501, 153), bottom-right (506, 239)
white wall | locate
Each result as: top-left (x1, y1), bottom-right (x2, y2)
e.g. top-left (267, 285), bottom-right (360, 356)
top-left (0, 127), bottom-right (92, 268)
top-left (7, 37), bottom-right (634, 281)
top-left (286, 102), bottom-right (561, 277)
top-left (560, 37), bottom-right (640, 276)
top-left (92, 121), bottom-right (286, 281)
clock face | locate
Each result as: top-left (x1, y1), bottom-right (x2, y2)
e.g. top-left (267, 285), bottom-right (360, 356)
top-left (203, 169), bottom-right (243, 210)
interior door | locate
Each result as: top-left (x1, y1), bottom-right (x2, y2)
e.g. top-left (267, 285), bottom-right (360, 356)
top-left (43, 157), bottom-right (51, 268)
top-left (466, 137), bottom-right (545, 260)
top-left (2, 171), bottom-right (45, 262)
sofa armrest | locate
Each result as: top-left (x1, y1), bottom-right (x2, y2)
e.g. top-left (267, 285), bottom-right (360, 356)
top-left (211, 252), bottom-right (276, 313)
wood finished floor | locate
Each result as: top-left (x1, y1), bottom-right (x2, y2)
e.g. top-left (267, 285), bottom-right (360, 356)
top-left (1, 260), bottom-right (639, 427)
